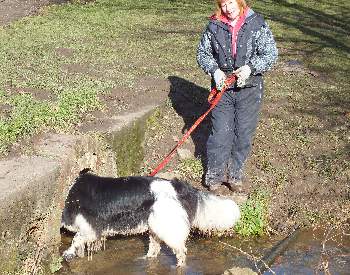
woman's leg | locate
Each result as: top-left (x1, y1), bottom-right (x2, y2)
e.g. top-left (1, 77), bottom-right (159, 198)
top-left (205, 91), bottom-right (235, 186)
top-left (228, 84), bottom-right (263, 182)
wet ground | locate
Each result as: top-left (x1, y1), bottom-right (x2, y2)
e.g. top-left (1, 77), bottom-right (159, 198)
top-left (58, 227), bottom-right (350, 275)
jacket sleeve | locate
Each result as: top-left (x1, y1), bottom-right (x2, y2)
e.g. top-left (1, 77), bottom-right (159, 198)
top-left (196, 26), bottom-right (219, 76)
top-left (248, 23), bottom-right (278, 75)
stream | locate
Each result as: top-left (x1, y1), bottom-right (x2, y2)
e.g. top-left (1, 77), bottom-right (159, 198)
top-left (58, 227), bottom-right (350, 275)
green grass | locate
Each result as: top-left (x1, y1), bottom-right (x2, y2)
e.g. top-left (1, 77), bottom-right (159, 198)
top-left (235, 190), bottom-right (269, 236)
top-left (0, 0), bottom-right (209, 155)
top-left (253, 0), bottom-right (350, 82)
top-left (0, 88), bottom-right (100, 153)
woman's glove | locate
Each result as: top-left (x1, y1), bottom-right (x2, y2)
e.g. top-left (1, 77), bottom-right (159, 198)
top-left (234, 65), bottom-right (251, 87)
top-left (214, 69), bottom-right (226, 91)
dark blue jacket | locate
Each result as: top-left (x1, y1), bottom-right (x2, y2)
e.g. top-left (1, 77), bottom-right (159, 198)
top-left (197, 8), bottom-right (278, 88)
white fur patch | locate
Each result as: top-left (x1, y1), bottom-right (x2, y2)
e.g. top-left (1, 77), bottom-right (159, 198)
top-left (61, 222), bottom-right (78, 233)
top-left (63, 214), bottom-right (97, 258)
top-left (149, 179), bottom-right (178, 198)
top-left (192, 193), bottom-right (240, 232)
top-left (102, 222), bottom-right (148, 236)
top-left (148, 180), bottom-right (190, 251)
top-left (74, 214), bottom-right (97, 240)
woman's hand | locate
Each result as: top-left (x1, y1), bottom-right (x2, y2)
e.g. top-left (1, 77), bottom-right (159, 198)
top-left (234, 65), bottom-right (251, 87)
top-left (214, 69), bottom-right (226, 91)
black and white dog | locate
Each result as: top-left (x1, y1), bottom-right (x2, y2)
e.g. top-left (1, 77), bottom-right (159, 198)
top-left (61, 169), bottom-right (240, 266)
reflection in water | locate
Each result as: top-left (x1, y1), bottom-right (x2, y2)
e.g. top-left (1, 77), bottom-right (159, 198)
top-left (58, 228), bottom-right (350, 275)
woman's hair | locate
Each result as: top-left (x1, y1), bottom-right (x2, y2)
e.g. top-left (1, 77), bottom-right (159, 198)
top-left (214, 0), bottom-right (248, 18)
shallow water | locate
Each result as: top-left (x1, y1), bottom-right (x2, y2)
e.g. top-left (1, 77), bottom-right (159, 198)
top-left (58, 227), bottom-right (350, 275)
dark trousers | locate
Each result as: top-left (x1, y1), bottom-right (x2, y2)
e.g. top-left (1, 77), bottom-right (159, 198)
top-left (205, 83), bottom-right (263, 186)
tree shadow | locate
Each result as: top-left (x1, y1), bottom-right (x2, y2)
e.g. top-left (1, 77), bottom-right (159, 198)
top-left (255, 0), bottom-right (350, 77)
top-left (254, 0), bottom-right (350, 179)
top-left (167, 76), bottom-right (212, 179)
top-left (259, 0), bottom-right (350, 51)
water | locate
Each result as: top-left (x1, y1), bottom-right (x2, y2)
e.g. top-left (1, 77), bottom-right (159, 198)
top-left (58, 227), bottom-right (350, 275)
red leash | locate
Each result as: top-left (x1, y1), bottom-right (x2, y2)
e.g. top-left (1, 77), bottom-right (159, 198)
top-left (149, 74), bottom-right (237, 177)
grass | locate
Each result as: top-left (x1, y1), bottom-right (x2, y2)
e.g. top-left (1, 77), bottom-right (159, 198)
top-left (146, 107), bottom-right (163, 131)
top-left (235, 190), bottom-right (269, 236)
top-left (254, 0), bottom-right (350, 81)
top-left (177, 157), bottom-right (203, 181)
top-left (0, 88), bottom-right (100, 153)
top-left (1, 0), bottom-right (348, 157)
top-left (0, 0), bottom-right (209, 155)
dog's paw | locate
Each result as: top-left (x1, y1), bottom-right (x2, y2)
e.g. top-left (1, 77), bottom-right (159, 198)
top-left (62, 251), bottom-right (75, 262)
top-left (170, 263), bottom-right (187, 271)
top-left (146, 251), bottom-right (159, 258)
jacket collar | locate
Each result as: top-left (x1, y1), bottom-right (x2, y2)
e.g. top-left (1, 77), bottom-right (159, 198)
top-left (210, 8), bottom-right (256, 29)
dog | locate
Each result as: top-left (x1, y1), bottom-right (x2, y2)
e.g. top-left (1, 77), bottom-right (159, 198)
top-left (61, 169), bottom-right (240, 267)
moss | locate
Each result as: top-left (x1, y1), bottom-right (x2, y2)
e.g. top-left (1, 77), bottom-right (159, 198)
top-left (0, 245), bottom-right (20, 275)
top-left (109, 118), bottom-right (147, 177)
top-left (49, 257), bottom-right (63, 273)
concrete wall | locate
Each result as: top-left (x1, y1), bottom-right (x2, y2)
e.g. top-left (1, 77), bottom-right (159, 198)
top-left (0, 105), bottom-right (156, 274)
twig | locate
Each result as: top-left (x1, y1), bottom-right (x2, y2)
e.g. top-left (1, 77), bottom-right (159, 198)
top-left (317, 225), bottom-right (334, 275)
top-left (218, 241), bottom-right (276, 275)
top-left (258, 228), bottom-right (300, 273)
top-left (315, 223), bottom-right (350, 274)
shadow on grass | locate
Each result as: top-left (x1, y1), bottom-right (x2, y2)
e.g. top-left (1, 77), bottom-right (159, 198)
top-left (256, 0), bottom-right (350, 80)
top-left (254, 0), bottom-right (350, 180)
top-left (167, 76), bottom-right (212, 177)
top-left (260, 0), bottom-right (350, 53)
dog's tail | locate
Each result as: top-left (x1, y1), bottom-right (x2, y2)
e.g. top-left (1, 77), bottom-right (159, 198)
top-left (192, 192), bottom-right (240, 232)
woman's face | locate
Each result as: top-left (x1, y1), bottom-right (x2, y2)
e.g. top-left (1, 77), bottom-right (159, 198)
top-left (220, 0), bottom-right (240, 20)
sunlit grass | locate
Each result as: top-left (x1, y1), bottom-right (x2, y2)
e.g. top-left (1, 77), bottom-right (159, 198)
top-left (0, 0), bottom-right (209, 154)
top-left (178, 157), bottom-right (203, 181)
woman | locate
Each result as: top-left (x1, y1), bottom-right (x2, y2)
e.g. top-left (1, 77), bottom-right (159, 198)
top-left (197, 0), bottom-right (278, 192)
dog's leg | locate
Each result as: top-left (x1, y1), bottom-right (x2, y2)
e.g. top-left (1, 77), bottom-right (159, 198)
top-left (173, 246), bottom-right (187, 267)
top-left (63, 232), bottom-right (88, 261)
top-left (63, 231), bottom-right (98, 260)
top-left (148, 201), bottom-right (190, 267)
top-left (146, 232), bottom-right (161, 258)
top-left (62, 214), bottom-right (97, 261)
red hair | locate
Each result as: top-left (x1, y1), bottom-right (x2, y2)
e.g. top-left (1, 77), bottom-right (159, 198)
top-left (214, 0), bottom-right (248, 18)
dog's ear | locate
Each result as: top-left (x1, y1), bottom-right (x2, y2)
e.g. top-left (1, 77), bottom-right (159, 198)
top-left (79, 168), bottom-right (93, 175)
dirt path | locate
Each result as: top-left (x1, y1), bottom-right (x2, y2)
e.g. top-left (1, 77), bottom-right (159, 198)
top-left (0, 0), bottom-right (68, 26)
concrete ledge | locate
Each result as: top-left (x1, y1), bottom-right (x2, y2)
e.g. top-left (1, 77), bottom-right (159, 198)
top-left (0, 104), bottom-right (159, 274)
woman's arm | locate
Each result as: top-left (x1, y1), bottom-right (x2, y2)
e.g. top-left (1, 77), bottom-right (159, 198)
top-left (196, 27), bottom-right (219, 76)
top-left (248, 23), bottom-right (278, 75)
